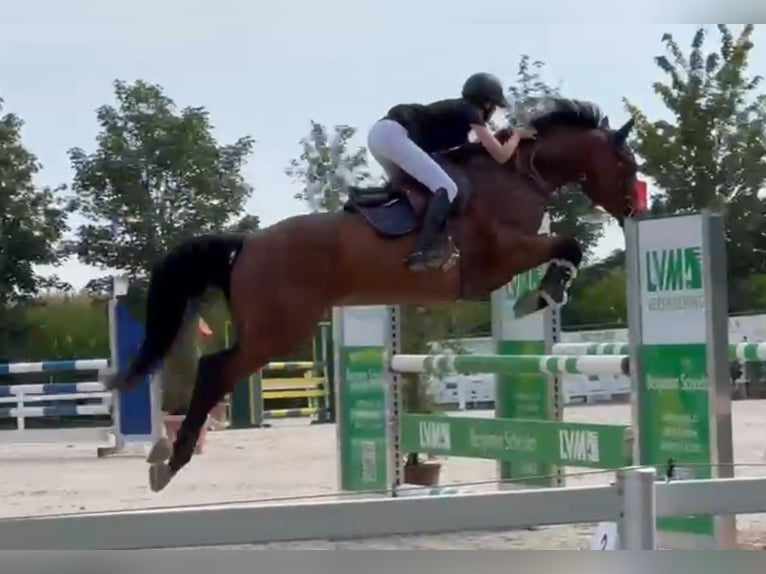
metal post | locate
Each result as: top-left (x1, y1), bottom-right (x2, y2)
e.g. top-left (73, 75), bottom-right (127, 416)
top-left (16, 396), bottom-right (24, 430)
top-left (107, 295), bottom-right (123, 452)
top-left (617, 466), bottom-right (657, 550)
top-left (386, 306), bottom-right (402, 497)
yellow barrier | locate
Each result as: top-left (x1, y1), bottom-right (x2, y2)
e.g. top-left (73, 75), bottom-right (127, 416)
top-left (263, 408), bottom-right (318, 418)
top-left (227, 319), bottom-right (333, 428)
top-left (262, 389), bottom-right (326, 400)
top-left (261, 377), bottom-right (324, 390)
top-left (263, 361), bottom-right (317, 371)
top-left (257, 373), bottom-right (328, 424)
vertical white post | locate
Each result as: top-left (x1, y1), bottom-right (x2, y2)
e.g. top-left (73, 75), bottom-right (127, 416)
top-left (150, 373), bottom-right (164, 441)
top-left (458, 378), bottom-right (466, 411)
top-left (617, 467), bottom-right (657, 550)
top-left (16, 395), bottom-right (25, 430)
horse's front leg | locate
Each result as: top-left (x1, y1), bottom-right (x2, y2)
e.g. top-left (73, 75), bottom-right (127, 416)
top-left (492, 228), bottom-right (583, 318)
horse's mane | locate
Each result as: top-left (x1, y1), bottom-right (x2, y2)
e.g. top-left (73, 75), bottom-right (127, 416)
top-left (526, 98), bottom-right (605, 133)
top-left (441, 98), bottom-right (605, 165)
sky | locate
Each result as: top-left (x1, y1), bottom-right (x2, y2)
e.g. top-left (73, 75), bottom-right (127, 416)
top-left (2, 5), bottom-right (765, 290)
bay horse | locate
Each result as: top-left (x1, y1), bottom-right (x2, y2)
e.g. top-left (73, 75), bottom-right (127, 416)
top-left (106, 98), bottom-right (639, 492)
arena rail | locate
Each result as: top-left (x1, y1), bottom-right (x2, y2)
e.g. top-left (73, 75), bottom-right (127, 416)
top-left (0, 467), bottom-right (765, 549)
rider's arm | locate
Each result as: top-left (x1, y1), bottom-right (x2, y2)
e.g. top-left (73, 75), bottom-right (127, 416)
top-left (471, 124), bottom-right (522, 164)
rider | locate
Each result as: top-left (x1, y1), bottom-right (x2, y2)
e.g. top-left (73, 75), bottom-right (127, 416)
top-left (367, 72), bottom-right (537, 271)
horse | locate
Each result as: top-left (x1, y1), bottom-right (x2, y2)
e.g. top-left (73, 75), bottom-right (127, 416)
top-left (106, 98), bottom-right (639, 492)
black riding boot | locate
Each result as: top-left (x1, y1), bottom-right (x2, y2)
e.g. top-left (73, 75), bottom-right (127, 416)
top-left (405, 188), bottom-right (453, 272)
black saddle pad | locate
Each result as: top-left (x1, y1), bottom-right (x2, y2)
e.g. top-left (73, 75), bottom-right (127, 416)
top-left (343, 191), bottom-right (419, 237)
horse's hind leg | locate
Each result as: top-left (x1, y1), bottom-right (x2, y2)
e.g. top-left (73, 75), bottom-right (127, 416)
top-left (147, 343), bottom-right (256, 492)
top-left (145, 292), bottom-right (328, 492)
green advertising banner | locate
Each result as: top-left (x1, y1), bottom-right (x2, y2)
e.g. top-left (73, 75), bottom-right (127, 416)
top-left (629, 212), bottom-right (734, 548)
top-left (334, 306), bottom-right (389, 493)
top-left (401, 413), bottom-right (631, 469)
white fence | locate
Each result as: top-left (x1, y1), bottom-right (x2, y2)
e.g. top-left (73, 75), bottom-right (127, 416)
top-left (430, 372), bottom-right (630, 409)
top-left (0, 382), bottom-right (112, 430)
top-left (0, 359), bottom-right (113, 446)
top-left (0, 467), bottom-right (764, 549)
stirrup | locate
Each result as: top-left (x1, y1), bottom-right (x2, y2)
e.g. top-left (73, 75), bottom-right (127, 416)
top-left (405, 249), bottom-right (430, 271)
top-left (406, 242), bottom-right (451, 272)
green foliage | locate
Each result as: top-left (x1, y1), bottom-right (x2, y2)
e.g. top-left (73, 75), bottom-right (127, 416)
top-left (0, 99), bottom-right (71, 311)
top-left (562, 250), bottom-right (626, 327)
top-left (731, 274), bottom-right (766, 312)
top-left (0, 305), bottom-right (31, 361)
top-left (623, 25), bottom-right (766, 312)
top-left (67, 79), bottom-right (256, 287)
top-left (400, 302), bottom-right (490, 354)
top-left (22, 295), bottom-right (109, 360)
top-left (285, 121), bottom-right (374, 212)
top-left (566, 267), bottom-right (626, 327)
top-left (0, 295), bottom-right (108, 362)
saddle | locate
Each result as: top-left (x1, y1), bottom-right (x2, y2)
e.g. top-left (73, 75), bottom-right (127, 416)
top-left (342, 151), bottom-right (471, 238)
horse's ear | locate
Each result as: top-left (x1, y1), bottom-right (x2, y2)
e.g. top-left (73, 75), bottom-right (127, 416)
top-left (612, 117), bottom-right (636, 146)
top-left (599, 116), bottom-right (610, 129)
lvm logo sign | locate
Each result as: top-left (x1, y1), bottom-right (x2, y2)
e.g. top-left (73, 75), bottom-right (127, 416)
top-left (559, 429), bottom-right (600, 463)
top-left (418, 421), bottom-right (451, 450)
top-left (645, 247), bottom-right (704, 311)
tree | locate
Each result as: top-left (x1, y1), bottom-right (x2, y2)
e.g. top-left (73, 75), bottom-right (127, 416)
top-left (68, 79), bottom-right (256, 286)
top-left (0, 99), bottom-right (71, 355)
top-left (623, 25), bottom-right (766, 310)
top-left (565, 267), bottom-right (627, 328)
top-left (67, 79), bottom-right (257, 414)
top-left (0, 100), bottom-right (71, 302)
top-left (562, 249), bottom-right (626, 327)
top-left (285, 121), bottom-right (373, 212)
top-left (505, 55), bottom-right (606, 260)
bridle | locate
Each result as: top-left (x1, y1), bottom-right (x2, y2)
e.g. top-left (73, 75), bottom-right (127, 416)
top-left (513, 137), bottom-right (552, 197)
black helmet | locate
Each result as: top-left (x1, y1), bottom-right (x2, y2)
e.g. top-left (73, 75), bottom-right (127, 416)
top-left (462, 72), bottom-right (510, 109)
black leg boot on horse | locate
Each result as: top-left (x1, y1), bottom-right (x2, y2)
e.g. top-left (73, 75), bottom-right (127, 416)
top-left (511, 236), bottom-right (582, 318)
top-left (405, 188), bottom-right (455, 272)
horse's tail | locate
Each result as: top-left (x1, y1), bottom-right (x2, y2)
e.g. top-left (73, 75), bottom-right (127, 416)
top-left (105, 233), bottom-right (245, 391)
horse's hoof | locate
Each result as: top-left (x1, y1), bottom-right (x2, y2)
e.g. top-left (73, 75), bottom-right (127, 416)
top-left (537, 261), bottom-right (575, 309)
top-left (149, 462), bottom-right (174, 492)
top-left (146, 437), bottom-right (172, 464)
